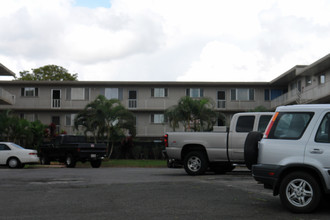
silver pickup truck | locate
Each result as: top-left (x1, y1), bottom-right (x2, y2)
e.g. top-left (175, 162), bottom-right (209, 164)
top-left (163, 112), bottom-right (273, 175)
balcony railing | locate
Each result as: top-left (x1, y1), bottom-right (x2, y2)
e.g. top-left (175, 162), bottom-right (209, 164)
top-left (128, 99), bottom-right (137, 109)
top-left (0, 87), bottom-right (14, 105)
top-left (52, 99), bottom-right (61, 108)
top-left (217, 100), bottom-right (226, 108)
top-left (271, 82), bottom-right (330, 109)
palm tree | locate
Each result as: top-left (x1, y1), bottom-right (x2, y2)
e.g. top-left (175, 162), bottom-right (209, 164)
top-left (75, 95), bottom-right (136, 158)
top-left (165, 96), bottom-right (219, 132)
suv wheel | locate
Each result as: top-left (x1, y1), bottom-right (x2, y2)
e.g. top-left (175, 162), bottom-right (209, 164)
top-left (279, 172), bottom-right (321, 213)
top-left (184, 151), bottom-right (208, 176)
top-left (244, 131), bottom-right (263, 170)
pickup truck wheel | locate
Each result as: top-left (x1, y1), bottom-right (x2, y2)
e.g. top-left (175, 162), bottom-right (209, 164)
top-left (90, 160), bottom-right (102, 168)
top-left (65, 155), bottom-right (76, 168)
top-left (244, 131), bottom-right (263, 170)
top-left (184, 151), bottom-right (208, 176)
top-left (279, 172), bottom-right (321, 213)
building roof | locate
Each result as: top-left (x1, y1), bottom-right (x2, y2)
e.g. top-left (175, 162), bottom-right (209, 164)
top-left (0, 63), bottom-right (15, 76)
top-left (0, 80), bottom-right (269, 87)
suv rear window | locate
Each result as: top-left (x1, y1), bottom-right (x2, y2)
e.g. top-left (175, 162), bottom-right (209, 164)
top-left (315, 113), bottom-right (330, 143)
top-left (268, 112), bottom-right (314, 139)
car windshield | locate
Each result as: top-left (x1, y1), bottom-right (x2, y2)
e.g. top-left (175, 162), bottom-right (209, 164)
top-left (10, 143), bottom-right (25, 149)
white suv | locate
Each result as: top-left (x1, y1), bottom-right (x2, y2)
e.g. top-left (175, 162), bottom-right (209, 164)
top-left (245, 104), bottom-right (330, 213)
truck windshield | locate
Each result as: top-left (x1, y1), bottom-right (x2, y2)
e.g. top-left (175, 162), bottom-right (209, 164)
top-left (268, 112), bottom-right (314, 139)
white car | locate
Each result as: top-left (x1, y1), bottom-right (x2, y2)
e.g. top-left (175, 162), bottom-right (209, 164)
top-left (0, 142), bottom-right (39, 168)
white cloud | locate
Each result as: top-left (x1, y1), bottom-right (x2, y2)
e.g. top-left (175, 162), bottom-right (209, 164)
top-left (0, 0), bottom-right (330, 81)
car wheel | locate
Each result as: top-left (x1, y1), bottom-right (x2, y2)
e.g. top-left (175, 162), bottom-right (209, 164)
top-left (90, 160), bottom-right (102, 168)
top-left (184, 151), bottom-right (208, 176)
top-left (8, 157), bottom-right (21, 169)
top-left (244, 131), bottom-right (263, 170)
top-left (65, 155), bottom-right (76, 168)
top-left (279, 172), bottom-right (321, 213)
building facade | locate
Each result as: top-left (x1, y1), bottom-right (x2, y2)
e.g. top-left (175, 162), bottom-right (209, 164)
top-left (1, 53), bottom-right (330, 140)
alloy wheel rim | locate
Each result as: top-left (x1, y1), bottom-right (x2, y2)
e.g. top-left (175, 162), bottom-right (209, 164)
top-left (286, 178), bottom-right (313, 207)
top-left (187, 156), bottom-right (201, 171)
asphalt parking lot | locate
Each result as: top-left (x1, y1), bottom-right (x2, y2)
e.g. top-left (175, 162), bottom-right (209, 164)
top-left (1, 167), bottom-right (330, 220)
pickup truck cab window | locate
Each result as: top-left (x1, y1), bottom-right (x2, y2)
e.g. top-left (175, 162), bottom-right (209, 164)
top-left (258, 115), bottom-right (273, 132)
top-left (268, 112), bottom-right (314, 139)
top-left (236, 116), bottom-right (255, 132)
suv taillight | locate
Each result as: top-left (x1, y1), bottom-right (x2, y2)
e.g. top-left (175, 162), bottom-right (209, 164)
top-left (264, 112), bottom-right (279, 139)
top-left (164, 134), bottom-right (168, 147)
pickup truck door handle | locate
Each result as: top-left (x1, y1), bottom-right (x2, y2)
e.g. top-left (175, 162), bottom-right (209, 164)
top-left (310, 149), bottom-right (324, 154)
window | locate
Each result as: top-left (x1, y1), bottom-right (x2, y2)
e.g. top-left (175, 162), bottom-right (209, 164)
top-left (217, 91), bottom-right (226, 108)
top-left (315, 113), bottom-right (330, 143)
top-left (257, 115), bottom-right (272, 132)
top-left (231, 89), bottom-right (254, 101)
top-left (236, 116), bottom-right (255, 132)
top-left (67, 88), bottom-right (89, 101)
top-left (65, 114), bottom-right (77, 126)
top-left (264, 89), bottom-right (270, 101)
top-left (151, 88), bottom-right (168, 97)
top-left (0, 144), bottom-right (10, 151)
top-left (268, 112), bottom-right (314, 139)
top-left (103, 88), bottom-right (123, 100)
top-left (265, 89), bottom-right (285, 101)
top-left (151, 114), bottom-right (165, 124)
top-left (71, 88), bottom-right (85, 100)
top-left (305, 76), bottom-right (312, 86)
top-left (20, 113), bottom-right (38, 122)
top-left (128, 91), bottom-right (137, 108)
top-left (320, 74), bottom-right (326, 84)
top-left (186, 88), bottom-right (203, 98)
top-left (21, 87), bottom-right (38, 97)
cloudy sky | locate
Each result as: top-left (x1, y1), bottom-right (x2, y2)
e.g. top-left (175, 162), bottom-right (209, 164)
top-left (1, 0), bottom-right (330, 82)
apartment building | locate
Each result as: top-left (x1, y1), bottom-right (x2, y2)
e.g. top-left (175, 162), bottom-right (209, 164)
top-left (0, 53), bottom-right (330, 140)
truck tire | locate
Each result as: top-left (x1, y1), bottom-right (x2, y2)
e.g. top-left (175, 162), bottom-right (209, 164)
top-left (65, 154), bottom-right (76, 168)
top-left (184, 151), bottom-right (208, 176)
top-left (279, 172), bottom-right (321, 213)
top-left (244, 131), bottom-right (263, 170)
top-left (90, 160), bottom-right (102, 168)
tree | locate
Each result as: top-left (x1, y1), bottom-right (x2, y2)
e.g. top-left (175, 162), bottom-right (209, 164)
top-left (74, 95), bottom-right (136, 158)
top-left (250, 105), bottom-right (270, 112)
top-left (0, 110), bottom-right (47, 148)
top-left (16, 65), bottom-right (78, 81)
top-left (165, 96), bottom-right (219, 132)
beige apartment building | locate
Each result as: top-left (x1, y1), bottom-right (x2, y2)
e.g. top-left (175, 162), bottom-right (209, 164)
top-left (0, 54), bottom-right (330, 140)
